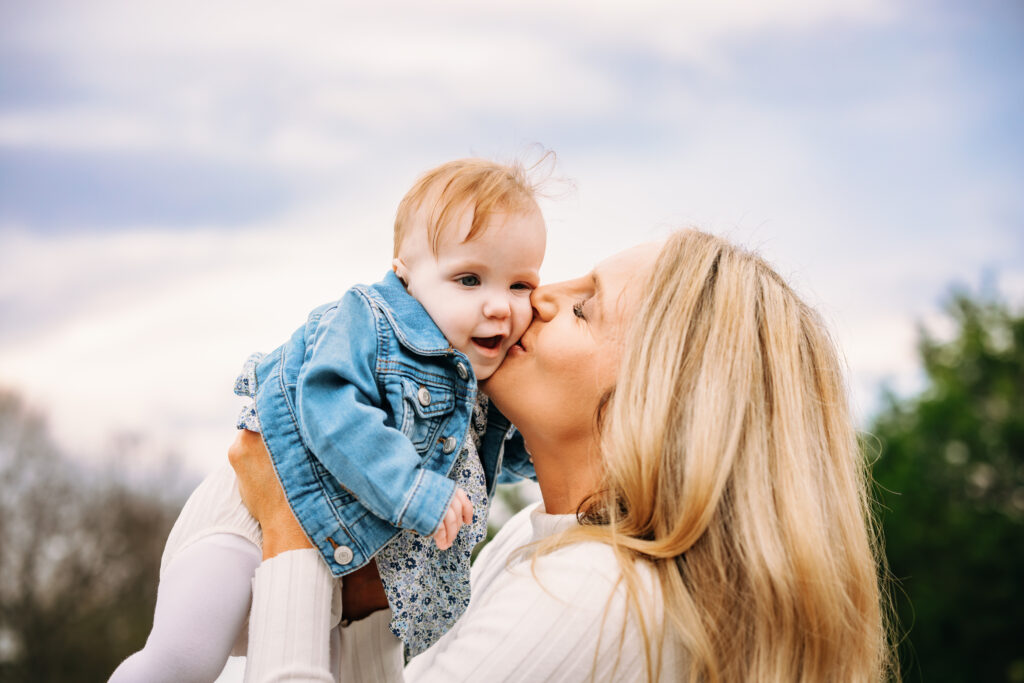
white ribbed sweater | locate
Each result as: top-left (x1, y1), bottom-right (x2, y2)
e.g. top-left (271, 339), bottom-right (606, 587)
top-left (244, 503), bottom-right (683, 682)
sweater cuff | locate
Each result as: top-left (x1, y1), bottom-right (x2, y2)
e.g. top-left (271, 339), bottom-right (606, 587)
top-left (398, 468), bottom-right (457, 537)
top-left (339, 609), bottom-right (404, 682)
top-left (245, 549), bottom-right (335, 682)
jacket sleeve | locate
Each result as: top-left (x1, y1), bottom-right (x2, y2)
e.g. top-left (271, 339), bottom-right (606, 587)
top-left (484, 406), bottom-right (536, 484)
top-left (295, 289), bottom-right (457, 537)
top-left (496, 428), bottom-right (536, 484)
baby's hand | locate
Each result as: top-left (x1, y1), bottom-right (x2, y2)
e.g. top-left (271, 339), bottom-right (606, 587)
top-left (433, 488), bottom-right (473, 550)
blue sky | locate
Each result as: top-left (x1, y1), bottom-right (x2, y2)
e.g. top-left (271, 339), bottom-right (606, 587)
top-left (1, 0), bottom-right (1021, 475)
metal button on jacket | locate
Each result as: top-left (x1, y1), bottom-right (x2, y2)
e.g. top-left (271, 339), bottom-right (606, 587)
top-left (417, 386), bottom-right (431, 407)
top-left (456, 362), bottom-right (469, 380)
top-left (442, 436), bottom-right (457, 454)
top-left (333, 545), bottom-right (354, 565)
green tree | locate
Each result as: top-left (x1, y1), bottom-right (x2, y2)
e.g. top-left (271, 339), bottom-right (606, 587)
top-left (869, 291), bottom-right (1024, 682)
top-left (0, 390), bottom-right (187, 682)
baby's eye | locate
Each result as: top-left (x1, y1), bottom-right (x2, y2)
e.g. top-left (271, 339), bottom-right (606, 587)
top-left (573, 299), bottom-right (587, 320)
top-left (458, 275), bottom-right (480, 287)
top-left (510, 282), bottom-right (534, 292)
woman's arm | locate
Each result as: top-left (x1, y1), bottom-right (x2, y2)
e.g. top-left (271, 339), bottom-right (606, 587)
top-left (229, 430), bottom-right (391, 681)
top-left (246, 549), bottom-right (337, 682)
top-left (229, 429), bottom-right (391, 615)
top-left (229, 429), bottom-right (312, 560)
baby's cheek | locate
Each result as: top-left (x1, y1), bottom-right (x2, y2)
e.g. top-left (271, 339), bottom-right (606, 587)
top-left (510, 298), bottom-right (533, 338)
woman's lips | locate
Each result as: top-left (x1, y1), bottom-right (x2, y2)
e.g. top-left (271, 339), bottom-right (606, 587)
top-left (506, 339), bottom-right (526, 357)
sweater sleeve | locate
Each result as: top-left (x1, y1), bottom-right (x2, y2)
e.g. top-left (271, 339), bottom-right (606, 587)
top-left (244, 549), bottom-right (337, 683)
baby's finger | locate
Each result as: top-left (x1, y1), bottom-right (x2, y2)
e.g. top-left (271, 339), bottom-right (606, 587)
top-left (456, 489), bottom-right (473, 524)
top-left (433, 525), bottom-right (447, 549)
top-left (451, 488), bottom-right (466, 517)
top-left (442, 507), bottom-right (460, 550)
top-left (434, 507), bottom-right (454, 549)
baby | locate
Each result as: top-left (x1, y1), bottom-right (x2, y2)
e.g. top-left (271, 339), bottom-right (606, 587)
top-left (111, 158), bottom-right (544, 681)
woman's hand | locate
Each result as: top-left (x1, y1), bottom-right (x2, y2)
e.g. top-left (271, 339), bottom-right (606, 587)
top-left (228, 430), bottom-right (390, 620)
top-left (228, 429), bottom-right (312, 559)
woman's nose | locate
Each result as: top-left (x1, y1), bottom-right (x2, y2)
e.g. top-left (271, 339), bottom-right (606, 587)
top-left (530, 283), bottom-right (560, 321)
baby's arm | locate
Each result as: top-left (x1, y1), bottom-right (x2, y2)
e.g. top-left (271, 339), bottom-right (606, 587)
top-left (295, 289), bottom-right (457, 540)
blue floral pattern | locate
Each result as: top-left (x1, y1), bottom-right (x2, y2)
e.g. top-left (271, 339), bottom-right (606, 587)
top-left (234, 352), bottom-right (265, 432)
top-left (375, 396), bottom-right (490, 656)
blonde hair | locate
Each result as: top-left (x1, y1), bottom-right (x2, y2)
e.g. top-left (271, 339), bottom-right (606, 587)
top-left (540, 230), bottom-right (894, 682)
top-left (393, 157), bottom-right (544, 258)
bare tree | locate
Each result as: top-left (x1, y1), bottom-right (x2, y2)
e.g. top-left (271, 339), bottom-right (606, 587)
top-left (0, 389), bottom-right (188, 682)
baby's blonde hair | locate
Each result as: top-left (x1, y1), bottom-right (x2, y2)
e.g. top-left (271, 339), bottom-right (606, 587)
top-left (393, 157), bottom-right (544, 258)
top-left (539, 229), bottom-right (895, 682)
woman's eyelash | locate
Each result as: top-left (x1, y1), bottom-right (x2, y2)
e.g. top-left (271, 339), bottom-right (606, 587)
top-left (573, 299), bottom-right (586, 319)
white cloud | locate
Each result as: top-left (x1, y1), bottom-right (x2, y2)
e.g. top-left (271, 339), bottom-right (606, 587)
top-left (0, 108), bottom-right (363, 171)
top-left (1, 0), bottom-right (894, 169)
top-left (0, 198), bottom-right (398, 473)
top-left (11, 1), bottom-right (892, 65)
top-left (0, 109), bottom-right (162, 153)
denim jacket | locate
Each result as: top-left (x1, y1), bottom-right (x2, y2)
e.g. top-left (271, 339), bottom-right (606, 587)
top-left (250, 271), bottom-right (535, 577)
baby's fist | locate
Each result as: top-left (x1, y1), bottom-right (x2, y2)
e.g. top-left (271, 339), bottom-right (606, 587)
top-left (432, 488), bottom-right (473, 550)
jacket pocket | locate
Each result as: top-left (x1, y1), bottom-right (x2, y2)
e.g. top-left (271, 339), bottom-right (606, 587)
top-left (312, 458), bottom-right (357, 508)
top-left (397, 378), bottom-right (455, 454)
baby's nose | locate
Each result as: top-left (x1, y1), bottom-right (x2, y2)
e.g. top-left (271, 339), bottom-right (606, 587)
top-left (483, 294), bottom-right (511, 318)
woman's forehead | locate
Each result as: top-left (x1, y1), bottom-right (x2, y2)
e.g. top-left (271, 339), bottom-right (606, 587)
top-left (598, 241), bottom-right (662, 270)
top-left (592, 241), bottom-right (662, 325)
top-left (595, 242), bottom-right (661, 292)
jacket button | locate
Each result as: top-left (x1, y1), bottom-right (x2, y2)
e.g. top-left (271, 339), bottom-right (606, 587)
top-left (456, 362), bottom-right (469, 380)
top-left (417, 386), bottom-right (431, 407)
top-left (442, 436), bottom-right (457, 454)
top-left (333, 545), bottom-right (354, 565)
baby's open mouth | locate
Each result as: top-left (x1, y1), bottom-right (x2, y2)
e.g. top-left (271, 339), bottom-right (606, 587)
top-left (472, 335), bottom-right (503, 350)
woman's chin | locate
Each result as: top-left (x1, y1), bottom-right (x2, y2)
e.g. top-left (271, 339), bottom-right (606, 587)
top-left (481, 344), bottom-right (521, 387)
top-left (478, 362), bottom-right (509, 402)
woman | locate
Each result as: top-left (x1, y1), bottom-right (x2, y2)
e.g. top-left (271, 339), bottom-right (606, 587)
top-left (230, 230), bottom-right (894, 681)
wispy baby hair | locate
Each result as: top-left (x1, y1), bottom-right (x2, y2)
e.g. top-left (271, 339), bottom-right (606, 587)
top-left (393, 153), bottom-right (553, 258)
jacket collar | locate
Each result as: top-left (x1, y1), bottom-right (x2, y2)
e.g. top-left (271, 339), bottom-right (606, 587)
top-left (372, 270), bottom-right (455, 356)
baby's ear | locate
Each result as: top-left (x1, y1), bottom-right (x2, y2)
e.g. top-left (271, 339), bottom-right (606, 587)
top-left (392, 258), bottom-right (409, 287)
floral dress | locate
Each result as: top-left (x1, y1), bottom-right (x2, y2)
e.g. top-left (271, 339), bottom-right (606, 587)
top-left (375, 396), bottom-right (490, 656)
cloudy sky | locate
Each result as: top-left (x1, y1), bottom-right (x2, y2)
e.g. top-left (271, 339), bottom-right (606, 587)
top-left (1, 0), bottom-right (1021, 477)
